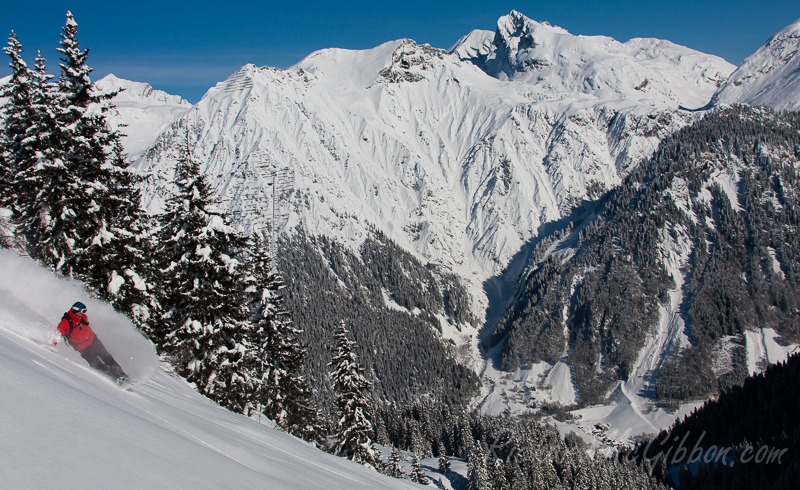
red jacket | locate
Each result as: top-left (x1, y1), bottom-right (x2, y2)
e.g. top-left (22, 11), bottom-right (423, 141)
top-left (57, 310), bottom-right (95, 351)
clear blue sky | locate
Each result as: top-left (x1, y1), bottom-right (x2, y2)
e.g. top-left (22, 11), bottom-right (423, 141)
top-left (3, 1), bottom-right (799, 102)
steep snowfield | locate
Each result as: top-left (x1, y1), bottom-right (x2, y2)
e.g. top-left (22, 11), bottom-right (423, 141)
top-left (0, 251), bottom-right (423, 490)
top-left (95, 74), bottom-right (192, 160)
top-left (0, 249), bottom-right (157, 381)
top-left (451, 11), bottom-right (734, 109)
top-left (712, 18), bottom-right (800, 111)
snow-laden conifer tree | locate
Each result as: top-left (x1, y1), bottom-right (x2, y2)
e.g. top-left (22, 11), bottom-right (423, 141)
top-left (491, 458), bottom-right (510, 490)
top-left (437, 449), bottom-right (450, 475)
top-left (246, 236), bottom-right (325, 445)
top-left (329, 320), bottom-right (382, 469)
top-left (466, 442), bottom-right (490, 490)
top-left (51, 11), bottom-right (150, 288)
top-left (1, 31), bottom-right (33, 210)
top-left (156, 129), bottom-right (257, 411)
top-left (1, 13), bottom-right (152, 306)
top-left (2, 38), bottom-right (60, 253)
top-left (409, 453), bottom-right (429, 485)
top-left (385, 447), bottom-right (406, 479)
top-left (0, 36), bottom-right (60, 255)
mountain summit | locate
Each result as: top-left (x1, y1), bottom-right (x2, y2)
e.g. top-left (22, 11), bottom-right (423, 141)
top-left (451, 11), bottom-right (733, 109)
top-left (711, 17), bottom-right (800, 111)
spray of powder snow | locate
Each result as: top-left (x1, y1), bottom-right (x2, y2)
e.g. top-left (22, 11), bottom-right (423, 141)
top-left (0, 249), bottom-right (158, 383)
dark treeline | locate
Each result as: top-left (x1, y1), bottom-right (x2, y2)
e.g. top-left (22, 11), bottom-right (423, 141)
top-left (493, 105), bottom-right (800, 406)
top-left (631, 352), bottom-right (800, 489)
top-left (277, 228), bottom-right (480, 408)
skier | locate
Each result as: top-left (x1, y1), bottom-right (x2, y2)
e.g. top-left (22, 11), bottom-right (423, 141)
top-left (57, 302), bottom-right (129, 386)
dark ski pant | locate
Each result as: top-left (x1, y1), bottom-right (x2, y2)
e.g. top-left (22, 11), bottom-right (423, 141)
top-left (78, 337), bottom-right (127, 381)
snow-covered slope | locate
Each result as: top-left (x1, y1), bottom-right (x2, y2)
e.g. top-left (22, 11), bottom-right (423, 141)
top-left (132, 12), bottom-right (735, 323)
top-left (451, 11), bottom-right (734, 109)
top-left (711, 18), bottom-right (800, 111)
top-left (94, 74), bottom-right (192, 160)
top-left (0, 250), bottom-right (420, 490)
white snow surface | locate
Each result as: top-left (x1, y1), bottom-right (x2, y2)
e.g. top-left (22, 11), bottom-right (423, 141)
top-left (0, 251), bottom-right (421, 490)
top-left (712, 18), bottom-right (800, 111)
top-left (94, 74), bottom-right (192, 161)
top-left (745, 328), bottom-right (798, 376)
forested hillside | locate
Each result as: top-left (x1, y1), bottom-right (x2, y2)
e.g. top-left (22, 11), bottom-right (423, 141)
top-left (492, 105), bottom-right (800, 406)
top-left (277, 229), bottom-right (480, 407)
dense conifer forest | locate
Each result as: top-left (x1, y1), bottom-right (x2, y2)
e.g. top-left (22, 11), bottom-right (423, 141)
top-left (277, 229), bottom-right (480, 407)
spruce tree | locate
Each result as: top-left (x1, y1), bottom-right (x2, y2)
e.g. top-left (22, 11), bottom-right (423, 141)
top-left (2, 39), bottom-right (64, 261)
top-left (157, 129), bottom-right (257, 411)
top-left (31, 10), bottom-right (113, 276)
top-left (1, 34), bottom-right (60, 257)
top-left (51, 11), bottom-right (150, 292)
top-left (438, 451), bottom-right (450, 475)
top-left (247, 236), bottom-right (325, 445)
top-left (492, 458), bottom-right (510, 490)
top-left (466, 442), bottom-right (490, 490)
top-left (385, 447), bottom-right (407, 479)
top-left (2, 12), bottom-right (149, 300)
top-left (1, 31), bottom-right (33, 210)
top-left (409, 453), bottom-right (430, 485)
top-left (329, 320), bottom-right (382, 469)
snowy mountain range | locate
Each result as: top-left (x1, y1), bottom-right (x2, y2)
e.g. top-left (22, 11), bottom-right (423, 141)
top-left (90, 11), bottom-right (800, 435)
top-left (94, 74), bottom-right (192, 160)
top-left (451, 11), bottom-right (731, 108)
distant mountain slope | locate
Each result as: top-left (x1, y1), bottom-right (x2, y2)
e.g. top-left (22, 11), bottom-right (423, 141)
top-left (127, 11), bottom-right (746, 410)
top-left (490, 106), bottom-right (800, 408)
top-left (131, 13), bottom-right (727, 311)
top-left (451, 11), bottom-right (734, 109)
top-left (94, 74), bottom-right (192, 160)
top-left (277, 230), bottom-right (480, 406)
top-left (711, 18), bottom-right (800, 111)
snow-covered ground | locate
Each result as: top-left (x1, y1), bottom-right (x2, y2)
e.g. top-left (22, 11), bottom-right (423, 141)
top-left (0, 250), bottom-right (429, 489)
